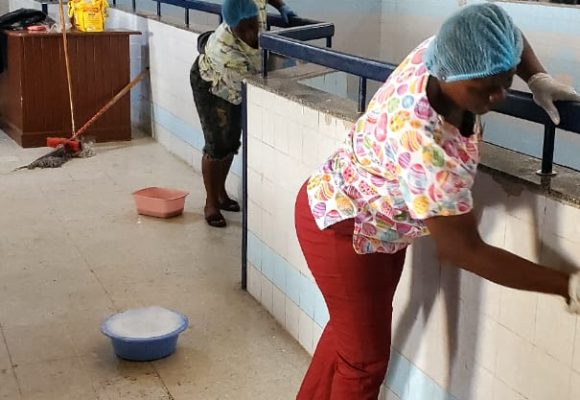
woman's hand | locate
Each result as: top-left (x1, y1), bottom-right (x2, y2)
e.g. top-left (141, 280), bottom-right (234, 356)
top-left (424, 212), bottom-right (571, 301)
top-left (528, 73), bottom-right (580, 125)
top-left (278, 4), bottom-right (297, 25)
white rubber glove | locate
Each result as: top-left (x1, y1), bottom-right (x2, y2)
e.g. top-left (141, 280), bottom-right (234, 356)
top-left (568, 271), bottom-right (580, 314)
top-left (528, 73), bottom-right (580, 126)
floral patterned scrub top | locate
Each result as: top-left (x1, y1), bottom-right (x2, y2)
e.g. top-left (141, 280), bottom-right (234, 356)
top-left (306, 38), bottom-right (481, 255)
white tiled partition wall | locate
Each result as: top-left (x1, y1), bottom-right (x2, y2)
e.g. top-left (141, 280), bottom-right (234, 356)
top-left (245, 84), bottom-right (580, 400)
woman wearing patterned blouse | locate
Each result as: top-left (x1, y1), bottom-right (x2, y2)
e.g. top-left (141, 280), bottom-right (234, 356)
top-left (190, 0), bottom-right (261, 227)
top-left (190, 0), bottom-right (295, 228)
top-left (294, 4), bottom-right (580, 399)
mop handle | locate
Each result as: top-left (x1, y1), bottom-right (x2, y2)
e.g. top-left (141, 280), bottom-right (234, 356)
top-left (58, 0), bottom-right (76, 134)
top-left (71, 68), bottom-right (149, 140)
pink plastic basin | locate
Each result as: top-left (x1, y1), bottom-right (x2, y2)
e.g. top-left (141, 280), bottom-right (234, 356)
top-left (132, 187), bottom-right (189, 218)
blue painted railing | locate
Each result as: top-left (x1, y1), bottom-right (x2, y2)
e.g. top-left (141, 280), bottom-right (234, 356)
top-left (260, 30), bottom-right (580, 177)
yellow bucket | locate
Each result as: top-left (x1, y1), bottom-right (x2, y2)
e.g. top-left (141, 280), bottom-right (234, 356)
top-left (68, 0), bottom-right (109, 32)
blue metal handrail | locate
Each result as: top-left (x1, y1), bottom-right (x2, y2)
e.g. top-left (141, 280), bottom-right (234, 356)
top-left (260, 30), bottom-right (580, 176)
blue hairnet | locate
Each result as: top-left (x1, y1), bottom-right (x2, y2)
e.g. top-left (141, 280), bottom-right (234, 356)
top-left (222, 0), bottom-right (259, 28)
top-left (425, 3), bottom-right (523, 82)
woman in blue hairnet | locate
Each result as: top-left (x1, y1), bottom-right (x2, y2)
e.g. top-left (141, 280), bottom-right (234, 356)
top-left (190, 0), bottom-right (261, 227)
top-left (295, 4), bottom-right (580, 399)
top-left (190, 0), bottom-right (296, 228)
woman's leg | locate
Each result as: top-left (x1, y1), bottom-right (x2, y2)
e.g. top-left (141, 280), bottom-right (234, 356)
top-left (201, 155), bottom-right (226, 227)
top-left (190, 58), bottom-right (241, 226)
top-left (294, 183), bottom-right (406, 400)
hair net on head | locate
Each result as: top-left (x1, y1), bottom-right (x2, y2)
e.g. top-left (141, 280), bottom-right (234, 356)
top-left (222, 0), bottom-right (259, 28)
top-left (425, 3), bottom-right (523, 83)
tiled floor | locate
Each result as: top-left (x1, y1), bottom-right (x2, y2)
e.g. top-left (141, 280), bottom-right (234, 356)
top-left (0, 131), bottom-right (309, 399)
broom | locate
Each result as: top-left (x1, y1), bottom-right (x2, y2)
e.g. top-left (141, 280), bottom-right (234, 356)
top-left (46, 0), bottom-right (78, 151)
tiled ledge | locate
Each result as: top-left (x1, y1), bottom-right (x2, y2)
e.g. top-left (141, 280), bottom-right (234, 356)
top-left (247, 65), bottom-right (580, 209)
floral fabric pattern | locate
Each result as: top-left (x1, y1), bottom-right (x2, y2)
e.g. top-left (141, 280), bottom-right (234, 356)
top-left (307, 38), bottom-right (481, 254)
top-left (198, 23), bottom-right (261, 105)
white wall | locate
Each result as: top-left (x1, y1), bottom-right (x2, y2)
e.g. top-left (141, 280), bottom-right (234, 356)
top-left (245, 83), bottom-right (580, 400)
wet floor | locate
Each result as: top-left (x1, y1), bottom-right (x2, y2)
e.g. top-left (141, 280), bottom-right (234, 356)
top-left (0, 131), bottom-right (309, 399)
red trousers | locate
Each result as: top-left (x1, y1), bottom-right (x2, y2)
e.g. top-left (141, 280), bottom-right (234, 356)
top-left (294, 183), bottom-right (406, 400)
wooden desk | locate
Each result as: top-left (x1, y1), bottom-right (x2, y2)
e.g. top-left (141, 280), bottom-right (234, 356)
top-left (0, 30), bottom-right (139, 148)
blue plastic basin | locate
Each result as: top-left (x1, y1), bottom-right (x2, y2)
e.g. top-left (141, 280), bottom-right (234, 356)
top-left (101, 311), bottom-right (188, 362)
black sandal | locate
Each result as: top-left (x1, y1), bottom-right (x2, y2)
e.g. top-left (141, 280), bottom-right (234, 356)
top-left (218, 198), bottom-right (241, 212)
top-left (205, 212), bottom-right (227, 228)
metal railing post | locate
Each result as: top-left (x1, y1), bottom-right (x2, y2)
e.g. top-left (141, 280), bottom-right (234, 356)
top-left (241, 82), bottom-right (249, 291)
top-left (262, 49), bottom-right (269, 78)
top-left (537, 124), bottom-right (557, 176)
top-left (358, 77), bottom-right (367, 113)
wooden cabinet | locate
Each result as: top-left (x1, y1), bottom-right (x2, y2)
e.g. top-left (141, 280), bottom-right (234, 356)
top-left (0, 30), bottom-right (139, 147)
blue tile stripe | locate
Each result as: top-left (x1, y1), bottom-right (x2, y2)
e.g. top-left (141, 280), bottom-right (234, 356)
top-left (247, 230), bottom-right (456, 400)
top-left (151, 102), bottom-right (243, 177)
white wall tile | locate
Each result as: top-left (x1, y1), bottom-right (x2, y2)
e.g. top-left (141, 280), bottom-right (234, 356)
top-left (540, 231), bottom-right (580, 277)
top-left (535, 295), bottom-right (576, 366)
top-left (272, 286), bottom-right (286, 326)
top-left (463, 367), bottom-right (494, 400)
top-left (298, 310), bottom-right (314, 354)
top-left (286, 299), bottom-right (300, 341)
top-left (248, 264), bottom-right (261, 302)
top-left (493, 378), bottom-right (526, 400)
top-left (495, 324), bottom-right (534, 398)
top-left (248, 200), bottom-right (264, 239)
top-left (499, 287), bottom-right (538, 342)
top-left (574, 319), bottom-right (580, 373)
top-left (474, 316), bottom-right (499, 373)
top-left (504, 215), bottom-right (542, 263)
top-left (544, 198), bottom-right (580, 239)
top-left (569, 371), bottom-right (580, 400)
top-left (301, 129), bottom-right (319, 170)
top-left (319, 114), bottom-right (338, 139)
top-left (317, 135), bottom-right (339, 163)
top-left (312, 322), bottom-right (324, 352)
top-left (262, 112), bottom-right (276, 148)
top-left (287, 120), bottom-right (304, 161)
top-left (302, 107), bottom-right (319, 130)
top-left (261, 275), bottom-right (274, 315)
top-left (274, 115), bottom-right (290, 155)
top-left (505, 188), bottom-right (546, 226)
top-left (529, 349), bottom-right (571, 400)
top-left (247, 105), bottom-right (264, 141)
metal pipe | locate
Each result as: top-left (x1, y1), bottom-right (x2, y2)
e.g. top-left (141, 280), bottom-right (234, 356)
top-left (326, 36), bottom-right (332, 48)
top-left (42, 3), bottom-right (48, 14)
top-left (185, 8), bottom-right (190, 26)
top-left (241, 82), bottom-right (249, 291)
top-left (157, 0), bottom-right (161, 17)
top-left (358, 77), bottom-right (367, 113)
top-left (537, 124), bottom-right (557, 176)
top-left (132, 0), bottom-right (136, 12)
top-left (262, 49), bottom-right (268, 78)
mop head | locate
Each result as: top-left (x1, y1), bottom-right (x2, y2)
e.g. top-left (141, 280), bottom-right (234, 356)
top-left (13, 144), bottom-right (74, 171)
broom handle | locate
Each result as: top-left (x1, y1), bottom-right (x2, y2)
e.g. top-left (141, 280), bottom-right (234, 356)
top-left (58, 0), bottom-right (76, 134)
top-left (71, 68), bottom-right (149, 140)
